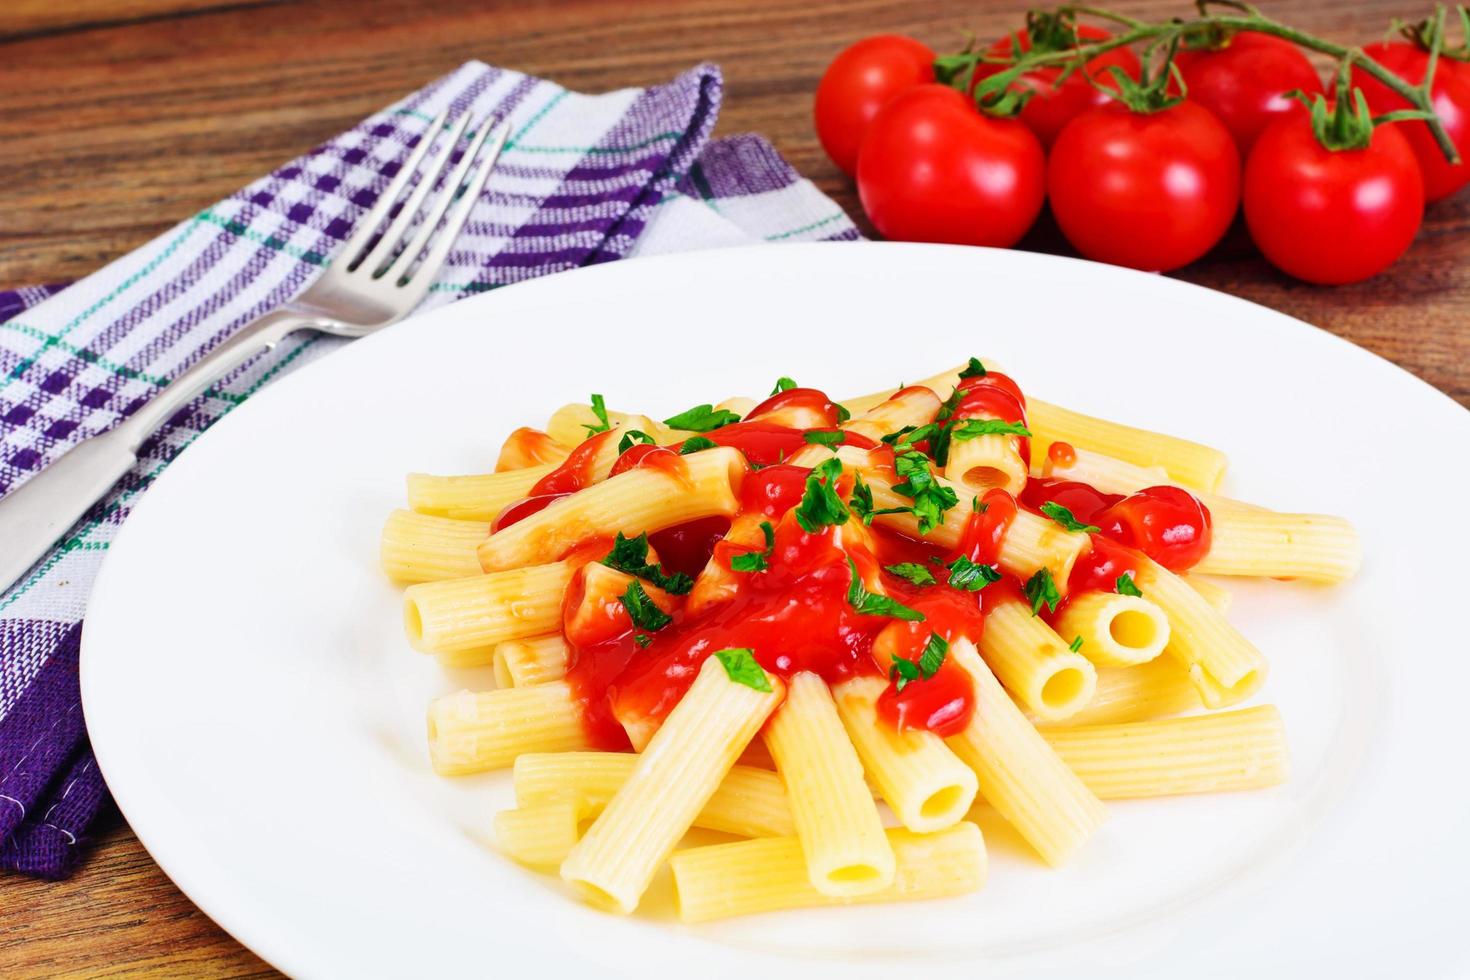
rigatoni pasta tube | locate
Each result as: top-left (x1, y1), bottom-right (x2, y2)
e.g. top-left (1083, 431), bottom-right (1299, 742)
top-left (1051, 591), bottom-right (1170, 668)
top-left (545, 404), bottom-right (692, 447)
top-left (403, 562), bottom-right (573, 665)
top-left (380, 510), bottom-right (489, 584)
top-left (764, 672), bottom-right (895, 897)
top-left (1192, 509), bottom-right (1362, 583)
top-left (495, 427), bottom-right (572, 472)
top-left (977, 596), bottom-right (1097, 722)
top-left (832, 675), bottom-right (978, 833)
top-left (494, 802), bottom-right (581, 866)
top-left (944, 429), bottom-right (1028, 496)
top-left (1043, 705), bottom-right (1289, 798)
top-left (843, 385), bottom-right (941, 443)
top-left (834, 447), bottom-right (1086, 589)
top-left (1045, 658), bottom-right (1201, 728)
top-left (492, 635), bottom-right (570, 688)
top-left (427, 683), bottom-right (591, 775)
top-left (1133, 557), bottom-right (1267, 709)
top-left (513, 752), bottom-right (794, 838)
top-left (1183, 575), bottom-right (1232, 614)
top-left (945, 639), bottom-right (1106, 866)
top-left (1026, 398), bottom-right (1228, 492)
top-left (1036, 445), bottom-right (1261, 517)
top-left (477, 446), bottom-right (745, 572)
top-left (840, 363), bottom-right (973, 415)
top-left (406, 465), bottom-right (552, 522)
top-left (559, 655), bottom-right (784, 914)
top-left (670, 823), bottom-right (986, 923)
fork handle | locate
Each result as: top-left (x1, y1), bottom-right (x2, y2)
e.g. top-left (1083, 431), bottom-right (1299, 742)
top-left (0, 307), bottom-right (320, 594)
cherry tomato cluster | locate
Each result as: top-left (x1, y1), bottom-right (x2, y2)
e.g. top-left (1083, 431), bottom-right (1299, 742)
top-left (814, 8), bottom-right (1470, 285)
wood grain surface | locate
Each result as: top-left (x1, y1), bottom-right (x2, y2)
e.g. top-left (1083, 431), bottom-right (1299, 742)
top-left (0, 0), bottom-right (1465, 975)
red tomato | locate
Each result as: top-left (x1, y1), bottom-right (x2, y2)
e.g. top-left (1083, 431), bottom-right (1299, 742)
top-left (1352, 41), bottom-right (1470, 201)
top-left (1047, 101), bottom-right (1240, 271)
top-left (1174, 31), bottom-right (1323, 153)
top-left (857, 85), bottom-right (1045, 247)
top-left (1095, 486), bottom-right (1212, 572)
top-left (1244, 111), bottom-right (1424, 284)
top-left (815, 34), bottom-right (936, 176)
top-left (972, 23), bottom-right (1142, 148)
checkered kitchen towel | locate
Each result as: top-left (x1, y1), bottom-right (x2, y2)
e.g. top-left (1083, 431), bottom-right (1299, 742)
top-left (0, 60), bottom-right (858, 880)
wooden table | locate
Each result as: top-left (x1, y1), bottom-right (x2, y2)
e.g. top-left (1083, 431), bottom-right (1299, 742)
top-left (1, 0), bottom-right (1464, 974)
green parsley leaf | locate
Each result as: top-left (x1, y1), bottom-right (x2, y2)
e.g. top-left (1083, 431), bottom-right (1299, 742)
top-left (1115, 572), bottom-right (1143, 597)
top-left (617, 429), bottom-right (656, 454)
top-left (601, 532), bottom-right (694, 595)
top-left (622, 580), bottom-right (672, 632)
top-left (891, 450), bottom-right (959, 535)
top-left (1023, 567), bottom-right (1062, 616)
top-left (633, 633), bottom-right (653, 648)
top-left (1069, 635), bottom-right (1084, 652)
top-left (958, 357), bottom-right (988, 379)
top-left (582, 394), bottom-right (612, 437)
top-left (663, 404), bottom-right (742, 432)
top-left (847, 558), bottom-right (925, 621)
top-left (889, 632), bottom-right (948, 691)
top-left (795, 457), bottom-right (850, 533)
top-left (771, 377), bottom-right (797, 394)
top-left (678, 435), bottom-right (718, 455)
top-left (938, 386), bottom-right (966, 422)
top-left (714, 648), bottom-right (773, 692)
top-left (946, 555), bottom-right (1002, 591)
top-left (881, 423), bottom-right (942, 448)
top-left (1040, 501), bottom-right (1101, 534)
top-left (803, 429), bottom-right (846, 448)
top-left (950, 418), bottom-right (1032, 441)
top-left (730, 521), bottom-right (775, 573)
top-left (917, 631), bottom-right (949, 676)
top-left (835, 403), bottom-right (852, 423)
top-left (884, 562), bottom-right (936, 586)
top-left (849, 474), bottom-right (875, 525)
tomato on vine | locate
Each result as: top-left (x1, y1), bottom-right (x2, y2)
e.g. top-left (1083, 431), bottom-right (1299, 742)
top-left (1047, 49), bottom-right (1240, 272)
top-left (968, 11), bottom-right (1141, 148)
top-left (857, 85), bottom-right (1046, 247)
top-left (1174, 30), bottom-right (1324, 152)
top-left (815, 35), bottom-right (937, 176)
top-left (1351, 37), bottom-right (1470, 201)
top-left (1244, 86), bottom-right (1424, 284)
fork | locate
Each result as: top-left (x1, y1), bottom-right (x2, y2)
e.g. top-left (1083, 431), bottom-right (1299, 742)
top-left (0, 110), bottom-right (510, 594)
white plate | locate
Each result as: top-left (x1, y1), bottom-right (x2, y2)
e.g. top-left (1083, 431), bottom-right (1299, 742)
top-left (83, 242), bottom-right (1470, 979)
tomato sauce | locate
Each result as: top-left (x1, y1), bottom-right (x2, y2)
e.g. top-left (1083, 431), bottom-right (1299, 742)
top-left (950, 372), bottom-right (1031, 467)
top-left (1022, 478), bottom-right (1212, 573)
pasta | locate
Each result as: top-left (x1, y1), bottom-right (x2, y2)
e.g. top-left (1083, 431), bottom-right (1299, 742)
top-left (559, 655), bottom-right (784, 913)
top-left (670, 822), bottom-right (986, 923)
top-left (381, 360), bottom-right (1356, 921)
top-left (763, 672), bottom-right (895, 896)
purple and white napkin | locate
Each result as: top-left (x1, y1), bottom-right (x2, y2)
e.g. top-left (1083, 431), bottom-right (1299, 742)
top-left (0, 60), bottom-right (857, 879)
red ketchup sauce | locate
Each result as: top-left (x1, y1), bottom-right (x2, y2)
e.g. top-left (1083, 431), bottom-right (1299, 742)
top-left (1022, 478), bottom-right (1212, 575)
top-left (951, 372), bottom-right (1031, 468)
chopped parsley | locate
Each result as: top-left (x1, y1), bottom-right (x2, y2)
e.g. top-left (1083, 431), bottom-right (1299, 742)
top-left (958, 357), bottom-right (988, 380)
top-left (891, 450), bottom-right (959, 535)
top-left (794, 457), bottom-right (850, 533)
top-left (601, 532), bottom-right (694, 595)
top-left (847, 558), bottom-right (925, 621)
top-left (884, 562), bottom-right (936, 586)
top-left (771, 376), bottom-right (797, 394)
top-left (1023, 567), bottom-right (1062, 616)
top-left (729, 521), bottom-right (775, 573)
top-left (678, 435), bottom-right (718, 454)
top-left (803, 430), bottom-right (846, 448)
top-left (950, 418), bottom-right (1032, 441)
top-left (890, 632), bottom-right (949, 692)
top-left (633, 633), bottom-right (653, 648)
top-left (946, 554), bottom-right (1002, 591)
top-left (617, 429), bottom-right (655, 454)
top-left (583, 394), bottom-right (611, 437)
top-left (1115, 572), bottom-right (1143, 597)
top-left (1069, 635), bottom-right (1084, 652)
top-left (622, 580), bottom-right (672, 632)
top-left (663, 404), bottom-right (742, 432)
top-left (1040, 501), bottom-right (1100, 534)
top-left (835, 402), bottom-right (852, 423)
top-left (714, 648), bottom-right (773, 692)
